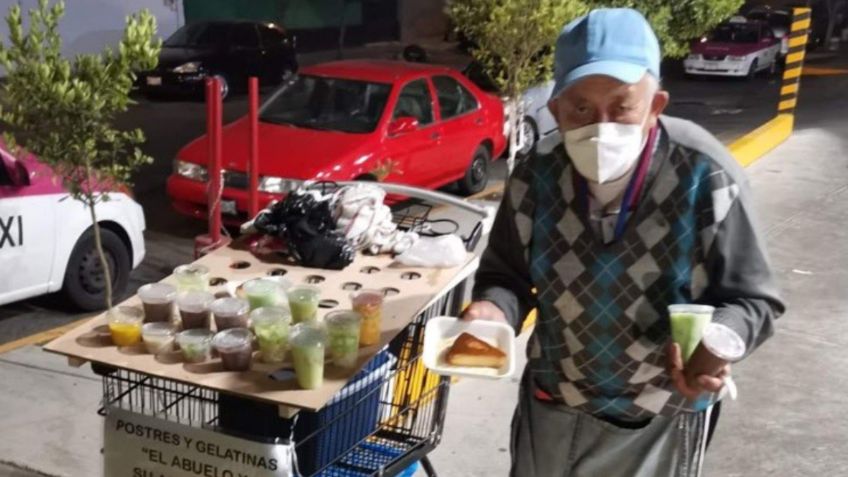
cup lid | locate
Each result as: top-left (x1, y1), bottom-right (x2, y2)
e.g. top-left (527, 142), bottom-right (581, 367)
top-left (287, 284), bottom-right (321, 297)
top-left (174, 264), bottom-right (209, 276)
top-left (290, 322), bottom-right (327, 347)
top-left (210, 297), bottom-right (249, 317)
top-left (667, 304), bottom-right (715, 316)
top-left (177, 291), bottom-right (215, 313)
top-left (109, 306), bottom-right (144, 322)
top-left (212, 328), bottom-right (252, 349)
top-left (243, 278), bottom-right (280, 295)
top-left (142, 322), bottom-right (176, 336)
top-left (177, 328), bottom-right (214, 343)
top-left (138, 283), bottom-right (177, 304)
top-left (702, 322), bottom-right (746, 361)
top-left (351, 289), bottom-right (384, 306)
top-left (250, 306), bottom-right (291, 324)
top-left (325, 310), bottom-right (362, 327)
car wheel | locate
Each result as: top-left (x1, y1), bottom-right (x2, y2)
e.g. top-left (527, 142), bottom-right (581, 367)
top-left (517, 117), bottom-right (538, 158)
top-left (456, 145), bottom-right (490, 196)
top-left (746, 60), bottom-right (758, 81)
top-left (61, 227), bottom-right (131, 311)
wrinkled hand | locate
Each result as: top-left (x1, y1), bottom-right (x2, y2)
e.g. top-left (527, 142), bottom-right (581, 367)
top-left (461, 301), bottom-right (509, 324)
top-left (667, 342), bottom-right (730, 400)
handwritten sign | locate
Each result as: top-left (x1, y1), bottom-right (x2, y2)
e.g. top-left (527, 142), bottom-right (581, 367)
top-left (104, 408), bottom-right (293, 477)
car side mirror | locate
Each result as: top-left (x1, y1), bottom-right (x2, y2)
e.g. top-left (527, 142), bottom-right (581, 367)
top-left (387, 117), bottom-right (419, 136)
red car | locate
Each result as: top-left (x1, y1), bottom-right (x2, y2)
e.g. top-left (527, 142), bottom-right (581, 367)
top-left (167, 60), bottom-right (507, 222)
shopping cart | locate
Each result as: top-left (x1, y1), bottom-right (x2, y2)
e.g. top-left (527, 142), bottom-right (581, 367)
top-left (91, 185), bottom-right (492, 477)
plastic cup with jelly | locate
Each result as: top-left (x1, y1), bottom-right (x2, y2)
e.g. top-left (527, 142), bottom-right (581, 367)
top-left (108, 306), bottom-right (144, 346)
top-left (177, 291), bottom-right (215, 330)
top-left (668, 304), bottom-right (715, 363)
top-left (250, 306), bottom-right (291, 364)
top-left (211, 297), bottom-right (250, 331)
top-left (177, 329), bottom-right (214, 363)
top-left (325, 310), bottom-right (362, 370)
top-left (243, 278), bottom-right (285, 311)
top-left (138, 283), bottom-right (177, 323)
top-left (213, 328), bottom-right (254, 371)
top-left (287, 285), bottom-right (321, 324)
top-left (173, 264), bottom-right (210, 292)
top-left (289, 322), bottom-right (327, 390)
top-left (350, 289), bottom-right (384, 346)
top-left (142, 322), bottom-right (177, 355)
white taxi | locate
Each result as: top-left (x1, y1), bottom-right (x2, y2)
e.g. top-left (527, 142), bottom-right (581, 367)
top-left (0, 147), bottom-right (146, 310)
top-left (684, 18), bottom-right (782, 79)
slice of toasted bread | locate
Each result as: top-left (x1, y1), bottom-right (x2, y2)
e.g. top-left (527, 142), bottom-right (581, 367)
top-left (446, 332), bottom-right (507, 368)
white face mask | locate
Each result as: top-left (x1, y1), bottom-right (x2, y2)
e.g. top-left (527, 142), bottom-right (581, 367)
top-left (564, 114), bottom-right (650, 184)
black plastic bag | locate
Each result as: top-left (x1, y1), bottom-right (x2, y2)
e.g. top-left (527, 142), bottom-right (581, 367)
top-left (254, 192), bottom-right (354, 270)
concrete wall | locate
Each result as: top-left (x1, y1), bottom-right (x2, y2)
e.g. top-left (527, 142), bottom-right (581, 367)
top-left (0, 0), bottom-right (183, 58)
top-left (399, 0), bottom-right (448, 43)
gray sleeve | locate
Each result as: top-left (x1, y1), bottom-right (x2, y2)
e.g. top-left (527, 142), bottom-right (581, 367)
top-left (702, 189), bottom-right (786, 356)
top-left (472, 185), bottom-right (537, 333)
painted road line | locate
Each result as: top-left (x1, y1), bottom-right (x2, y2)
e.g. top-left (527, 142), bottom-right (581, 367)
top-left (0, 316), bottom-right (92, 355)
top-left (802, 67), bottom-right (848, 76)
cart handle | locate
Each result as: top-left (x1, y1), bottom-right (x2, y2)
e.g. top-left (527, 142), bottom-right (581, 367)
top-left (334, 181), bottom-right (493, 219)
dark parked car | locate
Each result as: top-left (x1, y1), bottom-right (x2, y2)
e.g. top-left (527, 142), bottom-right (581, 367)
top-left (138, 21), bottom-right (298, 99)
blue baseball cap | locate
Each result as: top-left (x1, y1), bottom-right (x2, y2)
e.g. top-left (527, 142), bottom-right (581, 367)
top-left (551, 8), bottom-right (661, 100)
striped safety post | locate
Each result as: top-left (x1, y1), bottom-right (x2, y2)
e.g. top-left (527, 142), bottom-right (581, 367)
top-left (778, 7), bottom-right (812, 114)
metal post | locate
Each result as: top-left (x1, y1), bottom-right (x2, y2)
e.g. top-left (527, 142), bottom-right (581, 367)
top-left (777, 7), bottom-right (812, 115)
top-left (248, 76), bottom-right (260, 219)
top-left (194, 76), bottom-right (230, 258)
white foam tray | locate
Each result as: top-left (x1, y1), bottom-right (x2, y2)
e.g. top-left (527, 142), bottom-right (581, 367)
top-left (422, 316), bottom-right (516, 380)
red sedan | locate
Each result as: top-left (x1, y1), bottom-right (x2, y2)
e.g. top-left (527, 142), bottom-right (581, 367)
top-left (167, 60), bottom-right (507, 222)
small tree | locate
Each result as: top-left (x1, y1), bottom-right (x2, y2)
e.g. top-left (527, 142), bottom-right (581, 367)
top-left (0, 0), bottom-right (160, 310)
top-left (447, 0), bottom-right (587, 174)
top-left (588, 0), bottom-right (744, 58)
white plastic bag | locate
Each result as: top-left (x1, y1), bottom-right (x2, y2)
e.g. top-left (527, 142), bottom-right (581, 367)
top-left (395, 235), bottom-right (466, 268)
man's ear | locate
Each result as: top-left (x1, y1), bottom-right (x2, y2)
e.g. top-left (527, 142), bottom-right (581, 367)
top-left (649, 90), bottom-right (670, 128)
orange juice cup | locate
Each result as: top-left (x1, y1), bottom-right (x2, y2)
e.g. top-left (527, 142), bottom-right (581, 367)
top-left (350, 289), bottom-right (384, 346)
top-left (108, 306), bottom-right (144, 346)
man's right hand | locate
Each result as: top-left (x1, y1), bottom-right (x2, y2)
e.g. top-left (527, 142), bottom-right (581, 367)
top-left (461, 300), bottom-right (509, 324)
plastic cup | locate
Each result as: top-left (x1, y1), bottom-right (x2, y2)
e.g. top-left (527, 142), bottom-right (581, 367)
top-left (325, 310), bottom-right (362, 369)
top-left (142, 322), bottom-right (176, 354)
top-left (210, 297), bottom-right (250, 331)
top-left (243, 278), bottom-right (284, 311)
top-left (287, 285), bottom-right (321, 324)
top-left (177, 291), bottom-right (215, 330)
top-left (685, 322), bottom-right (747, 386)
top-left (290, 322), bottom-right (327, 390)
top-left (250, 307), bottom-right (291, 364)
top-left (350, 290), bottom-right (384, 346)
top-left (213, 328), bottom-right (254, 371)
top-left (668, 304), bottom-right (715, 362)
top-left (138, 283), bottom-right (177, 323)
top-left (108, 306), bottom-right (144, 346)
top-left (173, 264), bottom-right (210, 292)
top-left (177, 329), bottom-right (214, 363)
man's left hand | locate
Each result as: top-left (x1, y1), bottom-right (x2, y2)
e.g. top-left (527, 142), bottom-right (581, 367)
top-left (667, 342), bottom-right (730, 400)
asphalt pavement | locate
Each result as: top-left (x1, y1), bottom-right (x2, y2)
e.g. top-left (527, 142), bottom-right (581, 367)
top-left (0, 42), bottom-right (788, 344)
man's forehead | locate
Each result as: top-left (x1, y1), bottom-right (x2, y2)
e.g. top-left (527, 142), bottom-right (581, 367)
top-left (560, 75), bottom-right (643, 100)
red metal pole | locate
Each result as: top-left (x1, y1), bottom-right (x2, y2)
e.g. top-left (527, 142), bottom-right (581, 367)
top-left (208, 77), bottom-right (223, 245)
top-left (248, 77), bottom-right (260, 218)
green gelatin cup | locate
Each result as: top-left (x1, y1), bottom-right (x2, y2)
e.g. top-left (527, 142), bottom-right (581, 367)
top-left (287, 285), bottom-right (320, 324)
top-left (290, 322), bottom-right (326, 389)
top-left (325, 310), bottom-right (362, 369)
top-left (668, 304), bottom-right (714, 362)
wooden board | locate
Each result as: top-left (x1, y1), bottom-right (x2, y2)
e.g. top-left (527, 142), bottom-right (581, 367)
top-left (44, 242), bottom-right (478, 412)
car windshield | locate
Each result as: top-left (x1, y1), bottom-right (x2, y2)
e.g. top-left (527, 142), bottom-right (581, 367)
top-left (710, 24), bottom-right (760, 43)
top-left (164, 23), bottom-right (228, 48)
top-left (260, 75), bottom-right (392, 134)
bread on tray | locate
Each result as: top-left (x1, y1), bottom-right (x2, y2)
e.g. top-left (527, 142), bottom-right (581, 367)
top-left (446, 332), bottom-right (506, 368)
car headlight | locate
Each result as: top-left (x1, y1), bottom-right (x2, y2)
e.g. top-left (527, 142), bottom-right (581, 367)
top-left (687, 54), bottom-right (701, 60)
top-left (173, 61), bottom-right (202, 74)
top-left (727, 56), bottom-right (746, 62)
top-left (174, 160), bottom-right (208, 181)
top-left (259, 176), bottom-right (302, 194)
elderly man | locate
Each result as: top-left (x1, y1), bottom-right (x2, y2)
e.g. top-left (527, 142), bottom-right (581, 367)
top-left (463, 8), bottom-right (785, 477)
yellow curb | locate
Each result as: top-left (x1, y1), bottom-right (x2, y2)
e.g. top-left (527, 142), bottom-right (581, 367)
top-left (0, 316), bottom-right (92, 355)
top-left (802, 66), bottom-right (848, 76)
top-left (728, 114), bottom-right (794, 167)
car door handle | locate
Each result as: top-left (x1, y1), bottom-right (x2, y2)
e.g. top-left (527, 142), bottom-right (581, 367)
top-left (474, 117), bottom-right (484, 125)
top-left (431, 132), bottom-right (441, 140)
